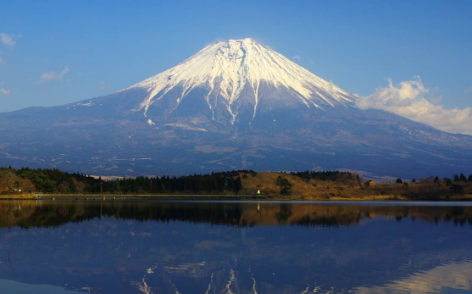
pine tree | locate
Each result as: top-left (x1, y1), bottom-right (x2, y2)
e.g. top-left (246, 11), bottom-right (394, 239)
top-left (459, 173), bottom-right (467, 181)
top-left (395, 178), bottom-right (403, 184)
top-left (113, 180), bottom-right (122, 194)
top-left (469, 175), bottom-right (472, 182)
top-left (234, 177), bottom-right (242, 193)
top-left (444, 178), bottom-right (452, 186)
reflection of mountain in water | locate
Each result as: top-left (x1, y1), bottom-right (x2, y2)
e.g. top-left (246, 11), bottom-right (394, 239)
top-left (1, 201), bottom-right (472, 229)
top-left (356, 261), bottom-right (472, 294)
top-left (1, 201), bottom-right (472, 294)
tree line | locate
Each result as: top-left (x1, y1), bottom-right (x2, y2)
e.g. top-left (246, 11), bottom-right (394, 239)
top-left (1, 164), bottom-right (471, 198)
top-left (0, 166), bottom-right (246, 194)
top-left (290, 170), bottom-right (355, 182)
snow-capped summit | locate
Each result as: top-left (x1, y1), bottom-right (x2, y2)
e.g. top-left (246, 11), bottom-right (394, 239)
top-left (1, 38), bottom-right (472, 179)
top-left (128, 38), bottom-right (354, 125)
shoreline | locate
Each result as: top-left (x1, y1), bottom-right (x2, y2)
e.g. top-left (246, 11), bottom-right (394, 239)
top-left (1, 193), bottom-right (471, 201)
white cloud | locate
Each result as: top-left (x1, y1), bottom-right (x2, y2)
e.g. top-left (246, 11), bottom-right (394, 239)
top-left (0, 33), bottom-right (21, 47)
top-left (0, 88), bottom-right (10, 95)
top-left (293, 55), bottom-right (301, 61)
top-left (356, 76), bottom-right (472, 135)
top-left (40, 66), bottom-right (69, 82)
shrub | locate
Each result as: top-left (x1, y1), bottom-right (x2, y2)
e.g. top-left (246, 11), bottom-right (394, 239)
top-left (450, 184), bottom-right (465, 194)
top-left (276, 176), bottom-right (293, 195)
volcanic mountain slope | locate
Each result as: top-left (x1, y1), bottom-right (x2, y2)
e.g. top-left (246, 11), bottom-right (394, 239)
top-left (129, 38), bottom-right (353, 127)
top-left (0, 38), bottom-right (471, 178)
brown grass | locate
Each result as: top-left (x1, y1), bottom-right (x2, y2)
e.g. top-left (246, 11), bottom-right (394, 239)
top-left (240, 171), bottom-right (368, 200)
top-left (239, 172), bottom-right (472, 201)
top-left (2, 172), bottom-right (471, 202)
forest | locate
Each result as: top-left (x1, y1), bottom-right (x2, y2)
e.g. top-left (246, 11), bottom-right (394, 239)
top-left (0, 166), bottom-right (246, 194)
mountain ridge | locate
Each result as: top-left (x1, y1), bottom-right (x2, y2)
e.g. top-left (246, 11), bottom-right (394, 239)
top-left (0, 38), bottom-right (471, 178)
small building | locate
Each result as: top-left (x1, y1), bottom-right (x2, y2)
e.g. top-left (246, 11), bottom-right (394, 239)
top-left (10, 188), bottom-right (22, 193)
top-left (364, 180), bottom-right (377, 187)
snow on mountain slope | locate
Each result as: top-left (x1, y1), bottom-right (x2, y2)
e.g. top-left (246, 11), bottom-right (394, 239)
top-left (127, 38), bottom-right (354, 124)
top-left (3, 38), bottom-right (472, 178)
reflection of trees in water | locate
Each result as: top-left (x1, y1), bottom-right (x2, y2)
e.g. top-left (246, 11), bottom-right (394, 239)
top-left (2, 201), bottom-right (472, 294)
top-left (276, 204), bottom-right (292, 224)
top-left (1, 201), bottom-right (472, 229)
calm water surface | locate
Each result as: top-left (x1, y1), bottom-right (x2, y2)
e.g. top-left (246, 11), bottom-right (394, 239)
top-left (1, 200), bottom-right (472, 294)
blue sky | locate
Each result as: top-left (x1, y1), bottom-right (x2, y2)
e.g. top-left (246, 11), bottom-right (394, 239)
top-left (1, 0), bottom-right (471, 115)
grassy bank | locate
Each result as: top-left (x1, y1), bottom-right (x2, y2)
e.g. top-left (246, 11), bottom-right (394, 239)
top-left (2, 168), bottom-right (472, 201)
top-left (2, 193), bottom-right (472, 201)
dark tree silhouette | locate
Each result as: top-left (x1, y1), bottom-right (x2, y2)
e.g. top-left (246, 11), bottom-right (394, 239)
top-left (276, 176), bottom-right (293, 195)
top-left (444, 178), bottom-right (452, 187)
top-left (234, 177), bottom-right (243, 193)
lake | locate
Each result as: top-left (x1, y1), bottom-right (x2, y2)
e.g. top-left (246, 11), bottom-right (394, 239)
top-left (1, 200), bottom-right (472, 294)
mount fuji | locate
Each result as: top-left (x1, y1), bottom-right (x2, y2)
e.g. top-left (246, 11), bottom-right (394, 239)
top-left (1, 38), bottom-right (471, 178)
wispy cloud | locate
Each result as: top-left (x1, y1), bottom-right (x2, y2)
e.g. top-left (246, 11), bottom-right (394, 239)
top-left (0, 88), bottom-right (10, 95)
top-left (0, 33), bottom-right (21, 47)
top-left (0, 32), bottom-right (21, 65)
top-left (99, 81), bottom-right (112, 91)
top-left (293, 55), bottom-right (301, 61)
top-left (40, 66), bottom-right (69, 82)
top-left (356, 76), bottom-right (472, 135)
